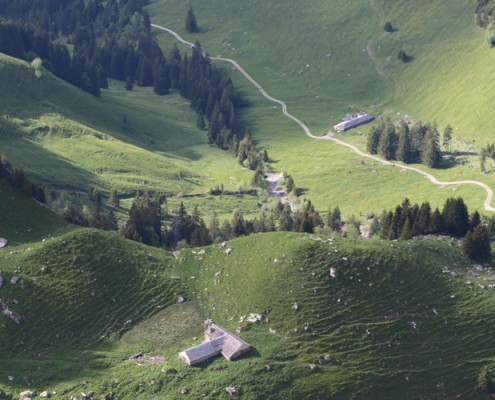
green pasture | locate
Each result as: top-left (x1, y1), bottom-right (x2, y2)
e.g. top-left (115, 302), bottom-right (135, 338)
top-left (149, 0), bottom-right (495, 215)
top-left (0, 54), bottom-right (255, 209)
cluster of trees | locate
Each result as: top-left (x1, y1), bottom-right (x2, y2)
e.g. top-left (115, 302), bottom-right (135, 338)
top-left (0, 1), bottom-right (266, 163)
top-left (367, 119), bottom-right (443, 168)
top-left (379, 197), bottom-right (490, 260)
top-left (476, 0), bottom-right (495, 45)
top-left (122, 195), bottom-right (324, 249)
top-left (476, 0), bottom-right (495, 28)
top-left (379, 197), bottom-right (475, 240)
top-left (0, 155), bottom-right (46, 203)
top-left (0, 0), bottom-right (154, 95)
top-left (63, 189), bottom-right (118, 232)
top-left (0, 18), bottom-right (106, 95)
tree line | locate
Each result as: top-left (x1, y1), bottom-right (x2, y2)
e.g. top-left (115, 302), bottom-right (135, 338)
top-left (367, 119), bottom-right (446, 168)
top-left (122, 195), bottom-right (323, 249)
top-left (0, 1), bottom-right (267, 165)
top-left (378, 197), bottom-right (490, 261)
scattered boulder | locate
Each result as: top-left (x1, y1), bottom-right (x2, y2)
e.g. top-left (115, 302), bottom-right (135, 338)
top-left (0, 238), bottom-right (7, 248)
top-left (3, 307), bottom-right (23, 324)
top-left (39, 391), bottom-right (51, 398)
top-left (329, 268), bottom-right (337, 279)
top-left (130, 352), bottom-right (144, 360)
top-left (177, 296), bottom-right (185, 303)
top-left (324, 354), bottom-right (332, 362)
top-left (225, 386), bottom-right (237, 395)
top-left (41, 266), bottom-right (49, 274)
top-left (11, 276), bottom-right (20, 285)
top-left (214, 270), bottom-right (222, 277)
top-left (269, 327), bottom-right (277, 334)
top-left (292, 303), bottom-right (299, 311)
top-left (197, 249), bottom-right (206, 255)
top-left (247, 313), bottom-right (262, 323)
top-left (180, 388), bottom-right (189, 395)
top-left (225, 248), bottom-right (233, 255)
top-left (19, 391), bottom-right (36, 399)
top-left (309, 364), bottom-right (318, 371)
top-left (264, 364), bottom-right (272, 372)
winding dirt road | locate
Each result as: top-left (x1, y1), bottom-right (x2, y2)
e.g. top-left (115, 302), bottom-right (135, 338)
top-left (151, 23), bottom-right (495, 212)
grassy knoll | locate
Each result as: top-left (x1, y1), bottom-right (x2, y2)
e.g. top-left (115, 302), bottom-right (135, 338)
top-left (149, 0), bottom-right (495, 215)
top-left (0, 228), bottom-right (183, 390)
top-left (1, 220), bottom-right (495, 398)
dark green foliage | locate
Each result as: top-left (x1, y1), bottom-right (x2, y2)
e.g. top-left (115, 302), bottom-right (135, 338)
top-left (463, 224), bottom-right (491, 261)
top-left (185, 6), bottom-right (199, 33)
top-left (286, 175), bottom-right (295, 193)
top-left (378, 122), bottom-right (398, 160)
top-left (471, 211), bottom-right (481, 229)
top-left (384, 21), bottom-right (394, 32)
top-left (443, 124), bottom-right (452, 150)
top-left (366, 125), bottom-right (381, 154)
top-left (327, 206), bottom-right (342, 232)
top-left (421, 128), bottom-right (442, 168)
top-left (476, 0), bottom-right (495, 28)
top-left (442, 197), bottom-right (469, 236)
top-left (396, 121), bottom-right (411, 163)
top-left (123, 193), bottom-right (163, 246)
top-left (63, 202), bottom-right (89, 227)
top-left (251, 166), bottom-right (266, 188)
top-left (379, 197), bottom-right (476, 240)
top-left (367, 120), bottom-right (444, 168)
top-left (398, 49), bottom-right (409, 62)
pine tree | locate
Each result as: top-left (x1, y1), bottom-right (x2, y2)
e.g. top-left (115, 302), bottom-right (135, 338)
top-left (367, 125), bottom-right (382, 154)
top-left (421, 128), bottom-right (441, 168)
top-left (463, 224), bottom-right (491, 261)
top-left (429, 208), bottom-right (444, 234)
top-left (471, 211), bottom-right (481, 230)
top-left (327, 206), bottom-right (342, 232)
top-left (185, 7), bottom-right (199, 33)
top-left (384, 21), bottom-right (394, 32)
top-left (286, 175), bottom-right (295, 193)
top-left (480, 149), bottom-right (487, 173)
top-left (396, 121), bottom-right (411, 163)
top-left (443, 124), bottom-right (452, 151)
top-left (378, 123), bottom-right (397, 160)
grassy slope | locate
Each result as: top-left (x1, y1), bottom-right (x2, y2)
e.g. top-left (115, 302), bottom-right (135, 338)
top-left (1, 183), bottom-right (494, 399)
top-left (108, 232), bottom-right (495, 399)
top-left (149, 0), bottom-right (495, 215)
top-left (0, 53), bottom-right (255, 215)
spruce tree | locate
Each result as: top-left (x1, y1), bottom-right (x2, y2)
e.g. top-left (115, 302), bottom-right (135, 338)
top-left (185, 7), bottom-right (199, 33)
top-left (378, 123), bottom-right (397, 160)
top-left (367, 125), bottom-right (382, 154)
top-left (421, 128), bottom-right (441, 168)
top-left (396, 121), bottom-right (411, 163)
top-left (443, 124), bottom-right (452, 151)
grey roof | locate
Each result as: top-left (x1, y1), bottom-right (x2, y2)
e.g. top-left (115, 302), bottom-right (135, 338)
top-left (179, 323), bottom-right (251, 365)
top-left (334, 113), bottom-right (374, 132)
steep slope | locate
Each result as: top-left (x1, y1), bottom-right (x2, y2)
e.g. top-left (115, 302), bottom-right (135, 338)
top-left (0, 53), bottom-right (253, 198)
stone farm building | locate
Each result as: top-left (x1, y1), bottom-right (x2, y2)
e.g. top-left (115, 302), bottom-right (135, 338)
top-left (178, 323), bottom-right (252, 366)
top-left (333, 112), bottom-right (374, 132)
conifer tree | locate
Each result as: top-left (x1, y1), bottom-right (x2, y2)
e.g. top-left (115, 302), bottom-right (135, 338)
top-left (396, 121), bottom-right (411, 163)
top-left (185, 7), bottom-right (199, 34)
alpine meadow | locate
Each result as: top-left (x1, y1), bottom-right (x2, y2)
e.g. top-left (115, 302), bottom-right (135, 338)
top-left (1, 0), bottom-right (495, 399)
